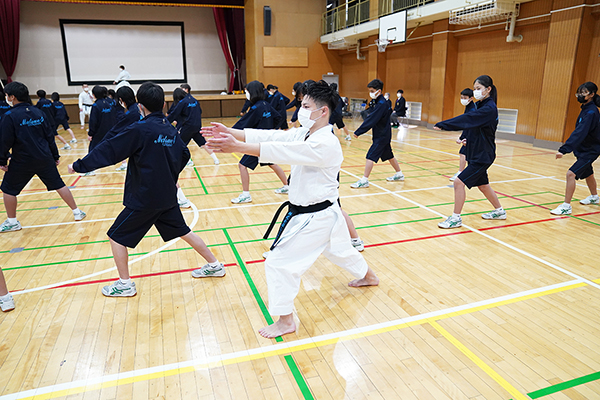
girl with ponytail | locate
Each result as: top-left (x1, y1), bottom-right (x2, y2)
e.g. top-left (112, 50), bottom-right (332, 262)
top-left (552, 81), bottom-right (600, 215)
top-left (433, 74), bottom-right (506, 228)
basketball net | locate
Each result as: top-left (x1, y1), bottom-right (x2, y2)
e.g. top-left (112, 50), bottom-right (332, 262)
top-left (375, 39), bottom-right (390, 53)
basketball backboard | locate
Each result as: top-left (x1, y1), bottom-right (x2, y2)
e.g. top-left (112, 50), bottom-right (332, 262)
top-left (378, 10), bottom-right (407, 44)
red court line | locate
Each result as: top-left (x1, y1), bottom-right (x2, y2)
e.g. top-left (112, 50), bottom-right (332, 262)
top-left (70, 176), bottom-right (82, 187)
top-left (495, 191), bottom-right (550, 210)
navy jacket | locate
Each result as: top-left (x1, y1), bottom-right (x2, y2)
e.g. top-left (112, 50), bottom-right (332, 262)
top-left (558, 101), bottom-right (600, 159)
top-left (36, 98), bottom-right (56, 128)
top-left (72, 112), bottom-right (190, 211)
top-left (52, 101), bottom-right (69, 124)
top-left (89, 98), bottom-right (117, 150)
top-left (0, 102), bottom-right (60, 166)
top-left (393, 97), bottom-right (406, 117)
top-left (233, 100), bottom-right (281, 130)
top-left (267, 91), bottom-right (288, 129)
top-left (435, 96), bottom-right (498, 165)
top-left (354, 95), bottom-right (392, 138)
top-left (241, 99), bottom-right (251, 114)
top-left (110, 98), bottom-right (125, 121)
top-left (287, 98), bottom-right (302, 122)
top-left (459, 101), bottom-right (477, 140)
top-left (167, 94), bottom-right (202, 136)
top-left (0, 101), bottom-right (11, 120)
top-left (103, 103), bottom-right (142, 142)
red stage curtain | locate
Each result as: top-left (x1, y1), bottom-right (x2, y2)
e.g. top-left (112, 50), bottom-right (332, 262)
top-left (0, 0), bottom-right (20, 83)
top-left (213, 7), bottom-right (244, 92)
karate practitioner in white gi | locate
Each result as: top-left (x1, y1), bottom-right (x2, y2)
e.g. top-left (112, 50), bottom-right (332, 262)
top-left (78, 84), bottom-right (94, 129)
top-left (202, 80), bottom-right (379, 338)
top-left (113, 65), bottom-right (131, 90)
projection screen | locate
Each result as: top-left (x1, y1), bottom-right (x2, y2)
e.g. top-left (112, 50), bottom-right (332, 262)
top-left (59, 20), bottom-right (187, 85)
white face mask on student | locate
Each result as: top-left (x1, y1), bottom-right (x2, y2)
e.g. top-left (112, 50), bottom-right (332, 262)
top-left (245, 91), bottom-right (251, 101)
top-left (460, 98), bottom-right (470, 106)
top-left (298, 107), bottom-right (323, 129)
top-left (369, 90), bottom-right (380, 100)
top-left (473, 89), bottom-right (486, 100)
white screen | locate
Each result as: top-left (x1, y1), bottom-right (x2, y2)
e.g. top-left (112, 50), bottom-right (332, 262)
top-left (62, 22), bottom-right (185, 83)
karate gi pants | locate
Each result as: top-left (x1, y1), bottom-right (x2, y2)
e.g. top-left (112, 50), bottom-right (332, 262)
top-left (265, 203), bottom-right (368, 316)
top-left (80, 106), bottom-right (91, 126)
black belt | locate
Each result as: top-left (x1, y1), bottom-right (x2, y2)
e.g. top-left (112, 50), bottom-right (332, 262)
top-left (263, 200), bottom-right (333, 250)
top-left (82, 104), bottom-right (93, 107)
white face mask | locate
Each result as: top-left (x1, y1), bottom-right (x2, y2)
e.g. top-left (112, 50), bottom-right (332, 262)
top-left (6, 97), bottom-right (13, 107)
top-left (473, 89), bottom-right (486, 100)
top-left (245, 91), bottom-right (250, 101)
top-left (298, 107), bottom-right (323, 129)
top-left (292, 91), bottom-right (296, 96)
top-left (369, 90), bottom-right (380, 100)
top-left (397, 93), bottom-right (402, 98)
top-left (460, 98), bottom-right (470, 106)
top-left (83, 87), bottom-right (89, 92)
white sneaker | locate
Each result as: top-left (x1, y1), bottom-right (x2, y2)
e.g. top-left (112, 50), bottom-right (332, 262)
top-left (345, 135), bottom-right (352, 141)
top-left (386, 172), bottom-right (405, 182)
top-left (438, 215), bottom-right (462, 229)
top-left (482, 209), bottom-right (507, 220)
top-left (580, 195), bottom-right (600, 205)
top-left (350, 179), bottom-right (369, 188)
top-left (69, 139), bottom-right (77, 143)
top-left (449, 171), bottom-right (460, 181)
top-left (73, 210), bottom-right (86, 221)
top-left (102, 280), bottom-right (137, 297)
top-left (0, 219), bottom-right (22, 232)
top-left (274, 186), bottom-right (289, 194)
top-left (179, 199), bottom-right (192, 209)
top-left (351, 239), bottom-right (365, 252)
top-left (262, 251), bottom-right (270, 259)
top-left (231, 193), bottom-right (252, 204)
top-left (62, 144), bottom-right (72, 150)
top-left (115, 164), bottom-right (127, 171)
top-left (80, 171), bottom-right (96, 176)
top-left (191, 263), bottom-right (226, 278)
top-left (186, 159), bottom-right (194, 167)
top-left (0, 294), bottom-right (15, 312)
top-left (214, 159), bottom-right (220, 165)
top-left (550, 203), bottom-right (572, 215)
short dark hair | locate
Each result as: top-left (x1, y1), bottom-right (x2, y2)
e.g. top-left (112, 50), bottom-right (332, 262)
top-left (36, 89), bottom-right (46, 98)
top-left (397, 89), bottom-right (403, 94)
top-left (137, 82), bottom-right (164, 112)
top-left (301, 79), bottom-right (316, 96)
top-left (266, 84), bottom-right (276, 91)
top-left (51, 92), bottom-right (60, 101)
top-left (4, 81), bottom-right (30, 102)
top-left (474, 75), bottom-right (497, 103)
top-left (92, 85), bottom-right (106, 99)
top-left (246, 80), bottom-right (265, 104)
top-left (292, 81), bottom-right (303, 100)
top-left (107, 89), bottom-right (116, 99)
top-left (460, 88), bottom-right (473, 97)
top-left (305, 80), bottom-right (337, 115)
top-left (180, 83), bottom-right (191, 92)
top-left (119, 65), bottom-right (125, 69)
top-left (116, 86), bottom-right (136, 107)
top-left (367, 79), bottom-right (384, 91)
top-left (330, 82), bottom-right (338, 91)
top-left (173, 87), bottom-right (187, 103)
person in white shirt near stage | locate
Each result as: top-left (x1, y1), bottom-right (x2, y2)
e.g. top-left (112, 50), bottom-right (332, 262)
top-left (113, 65), bottom-right (131, 90)
top-left (78, 84), bottom-right (94, 130)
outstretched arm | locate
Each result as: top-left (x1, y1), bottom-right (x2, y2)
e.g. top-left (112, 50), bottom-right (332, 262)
top-left (201, 122), bottom-right (246, 142)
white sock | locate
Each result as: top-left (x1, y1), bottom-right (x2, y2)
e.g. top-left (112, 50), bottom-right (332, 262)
top-left (452, 213), bottom-right (461, 218)
top-left (72, 208), bottom-right (81, 215)
top-left (395, 171), bottom-right (403, 176)
top-left (7, 217), bottom-right (17, 224)
top-left (121, 162), bottom-right (127, 167)
top-left (177, 187), bottom-right (187, 202)
top-left (563, 202), bottom-right (571, 207)
top-left (208, 261), bottom-right (221, 268)
top-left (282, 185), bottom-right (289, 189)
top-left (496, 207), bottom-right (504, 212)
top-left (242, 191), bottom-right (250, 197)
top-left (592, 194), bottom-right (599, 199)
top-left (210, 153), bottom-right (219, 162)
top-left (119, 278), bottom-right (132, 286)
top-left (361, 176), bottom-right (369, 181)
top-left (351, 237), bottom-right (361, 243)
top-left (0, 293), bottom-right (11, 300)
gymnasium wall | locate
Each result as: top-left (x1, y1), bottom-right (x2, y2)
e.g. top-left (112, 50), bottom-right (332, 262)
top-left (12, 1), bottom-right (228, 96)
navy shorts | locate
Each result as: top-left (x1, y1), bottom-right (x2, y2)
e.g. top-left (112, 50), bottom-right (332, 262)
top-left (459, 144), bottom-right (467, 155)
top-left (181, 129), bottom-right (206, 147)
top-left (55, 120), bottom-right (70, 131)
top-left (108, 206), bottom-right (191, 248)
top-left (240, 154), bottom-right (271, 170)
top-left (570, 157), bottom-right (597, 180)
top-left (330, 112), bottom-right (345, 129)
top-left (0, 160), bottom-right (65, 196)
top-left (457, 162), bottom-right (492, 189)
top-left (366, 136), bottom-right (394, 163)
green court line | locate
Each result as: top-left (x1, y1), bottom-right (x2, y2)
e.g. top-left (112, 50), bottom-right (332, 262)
top-left (193, 167), bottom-right (209, 195)
top-left (509, 371), bottom-right (600, 399)
top-left (285, 355), bottom-right (315, 400)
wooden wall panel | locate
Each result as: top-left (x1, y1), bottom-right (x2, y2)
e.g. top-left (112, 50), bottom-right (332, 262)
top-left (586, 11), bottom-right (600, 85)
top-left (340, 51), bottom-right (370, 100)
top-left (454, 23), bottom-right (550, 137)
top-left (263, 47), bottom-right (308, 67)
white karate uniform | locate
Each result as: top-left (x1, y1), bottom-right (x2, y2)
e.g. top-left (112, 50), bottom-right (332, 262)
top-left (115, 69), bottom-right (131, 90)
top-left (245, 125), bottom-right (369, 316)
top-left (78, 90), bottom-right (94, 126)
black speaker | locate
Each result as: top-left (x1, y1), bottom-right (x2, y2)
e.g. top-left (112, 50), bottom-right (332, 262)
top-left (264, 6), bottom-right (271, 36)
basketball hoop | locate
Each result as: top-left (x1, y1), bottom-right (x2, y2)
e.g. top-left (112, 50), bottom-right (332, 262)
top-left (375, 39), bottom-right (390, 53)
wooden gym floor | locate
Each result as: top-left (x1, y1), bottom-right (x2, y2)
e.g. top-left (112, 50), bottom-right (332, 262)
top-left (0, 118), bottom-right (599, 400)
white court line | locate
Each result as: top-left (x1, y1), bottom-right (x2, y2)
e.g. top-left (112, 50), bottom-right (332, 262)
top-left (341, 167), bottom-right (600, 290)
top-left (0, 278), bottom-right (584, 400)
top-left (11, 202), bottom-right (200, 296)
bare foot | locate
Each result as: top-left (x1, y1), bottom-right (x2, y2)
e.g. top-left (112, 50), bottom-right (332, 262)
top-left (259, 318), bottom-right (296, 339)
top-left (348, 268), bottom-right (379, 287)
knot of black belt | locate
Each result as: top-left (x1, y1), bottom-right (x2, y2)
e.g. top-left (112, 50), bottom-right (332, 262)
top-left (263, 200), bottom-right (333, 250)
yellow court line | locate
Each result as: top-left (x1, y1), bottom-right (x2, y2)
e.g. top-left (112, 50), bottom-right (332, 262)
top-left (13, 279), bottom-right (597, 400)
top-left (429, 321), bottom-right (530, 400)
top-left (232, 153), bottom-right (242, 161)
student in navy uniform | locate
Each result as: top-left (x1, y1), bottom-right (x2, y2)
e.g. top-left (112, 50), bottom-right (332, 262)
top-left (351, 79), bottom-right (404, 188)
top-left (286, 82), bottom-right (304, 128)
top-left (551, 81), bottom-right (600, 215)
top-left (36, 90), bottom-right (72, 150)
top-left (0, 81), bottom-right (86, 234)
top-left (50, 92), bottom-right (77, 144)
top-left (84, 86), bottom-right (117, 176)
top-left (68, 82), bottom-right (225, 298)
top-left (230, 80), bottom-right (289, 204)
top-left (390, 89), bottom-right (406, 127)
top-left (329, 83), bottom-right (351, 141)
top-left (266, 84), bottom-right (289, 129)
top-left (0, 87), bottom-right (11, 120)
top-left (434, 75), bottom-right (506, 228)
top-left (108, 88), bottom-right (125, 120)
top-left (449, 88), bottom-right (476, 182)
top-left (104, 86), bottom-right (142, 172)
